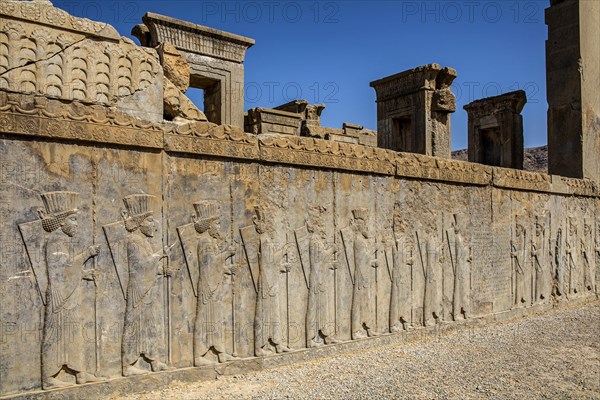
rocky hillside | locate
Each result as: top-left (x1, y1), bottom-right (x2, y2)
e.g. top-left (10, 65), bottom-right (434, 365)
top-left (452, 145), bottom-right (548, 172)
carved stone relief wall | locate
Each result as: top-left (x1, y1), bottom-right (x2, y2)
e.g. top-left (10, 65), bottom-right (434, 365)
top-left (1, 2), bottom-right (599, 399)
top-left (0, 98), bottom-right (599, 397)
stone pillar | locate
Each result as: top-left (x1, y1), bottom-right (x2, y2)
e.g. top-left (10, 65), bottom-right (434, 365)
top-left (464, 90), bottom-right (526, 169)
top-left (370, 64), bottom-right (456, 158)
top-left (546, 0), bottom-right (600, 182)
top-left (135, 13), bottom-right (255, 129)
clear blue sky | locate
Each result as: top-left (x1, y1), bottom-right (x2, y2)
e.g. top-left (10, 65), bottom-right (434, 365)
top-left (54, 0), bottom-right (549, 150)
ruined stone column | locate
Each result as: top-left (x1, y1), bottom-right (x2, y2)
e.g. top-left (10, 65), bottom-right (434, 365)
top-left (370, 64), bottom-right (457, 158)
top-left (464, 90), bottom-right (526, 169)
top-left (546, 0), bottom-right (600, 182)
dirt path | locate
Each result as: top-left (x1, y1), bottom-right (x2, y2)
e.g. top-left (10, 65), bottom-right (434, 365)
top-left (113, 302), bottom-right (600, 400)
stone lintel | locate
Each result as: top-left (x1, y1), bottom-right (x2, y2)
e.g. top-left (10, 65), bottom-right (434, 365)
top-left (141, 12), bottom-right (255, 63)
top-left (274, 99), bottom-right (309, 114)
top-left (370, 64), bottom-right (457, 102)
top-left (464, 90), bottom-right (527, 117)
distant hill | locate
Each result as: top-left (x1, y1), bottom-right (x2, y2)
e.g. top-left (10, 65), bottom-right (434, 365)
top-left (451, 145), bottom-right (548, 173)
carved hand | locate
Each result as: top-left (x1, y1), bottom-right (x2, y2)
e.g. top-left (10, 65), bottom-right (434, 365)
top-left (86, 245), bottom-right (100, 259)
top-left (163, 265), bottom-right (176, 277)
top-left (83, 268), bottom-right (98, 281)
top-left (225, 264), bottom-right (238, 276)
top-left (281, 263), bottom-right (292, 273)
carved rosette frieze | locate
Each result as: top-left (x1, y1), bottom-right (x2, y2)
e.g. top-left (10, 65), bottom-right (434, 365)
top-left (550, 176), bottom-right (599, 197)
top-left (258, 135), bottom-right (396, 175)
top-left (492, 167), bottom-right (551, 192)
top-left (0, 93), bottom-right (163, 148)
top-left (0, 92), bottom-right (598, 198)
top-left (164, 122), bottom-right (260, 160)
top-left (396, 153), bottom-right (492, 185)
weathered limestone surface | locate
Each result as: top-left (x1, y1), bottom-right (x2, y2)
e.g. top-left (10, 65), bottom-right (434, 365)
top-left (465, 90), bottom-right (526, 169)
top-left (546, 0), bottom-right (600, 182)
top-left (1, 90), bottom-right (598, 398)
top-left (0, 2), bottom-right (599, 399)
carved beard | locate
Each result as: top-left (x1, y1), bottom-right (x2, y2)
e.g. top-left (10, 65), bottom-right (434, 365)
top-left (208, 225), bottom-right (221, 241)
top-left (61, 224), bottom-right (77, 237)
top-left (140, 224), bottom-right (155, 237)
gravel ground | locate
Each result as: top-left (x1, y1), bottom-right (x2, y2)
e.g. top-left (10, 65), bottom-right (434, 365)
top-left (113, 302), bottom-right (600, 400)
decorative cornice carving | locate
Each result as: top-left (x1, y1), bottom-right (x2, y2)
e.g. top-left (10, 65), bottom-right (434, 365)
top-left (258, 134), bottom-right (396, 175)
top-left (164, 121), bottom-right (259, 160)
top-left (396, 153), bottom-right (492, 185)
top-left (0, 0), bottom-right (120, 40)
top-left (140, 12), bottom-right (255, 64)
top-left (492, 167), bottom-right (551, 192)
top-left (0, 92), bottom-right (163, 148)
top-left (0, 91), bottom-right (597, 198)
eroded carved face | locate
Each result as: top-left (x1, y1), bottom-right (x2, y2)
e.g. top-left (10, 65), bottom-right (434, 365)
top-left (140, 215), bottom-right (157, 238)
top-left (356, 219), bottom-right (370, 239)
top-left (453, 222), bottom-right (461, 235)
top-left (61, 214), bottom-right (78, 237)
top-left (254, 217), bottom-right (274, 236)
top-left (568, 222), bottom-right (576, 237)
top-left (515, 223), bottom-right (524, 236)
top-left (208, 219), bottom-right (221, 240)
top-left (535, 223), bottom-right (543, 237)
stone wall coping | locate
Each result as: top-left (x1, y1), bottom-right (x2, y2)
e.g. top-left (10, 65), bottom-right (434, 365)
top-left (0, 91), bottom-right (597, 198)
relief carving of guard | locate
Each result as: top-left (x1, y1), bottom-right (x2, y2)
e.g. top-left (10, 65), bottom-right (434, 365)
top-left (241, 207), bottom-right (291, 356)
top-left (295, 206), bottom-right (339, 347)
top-left (103, 194), bottom-right (173, 376)
top-left (190, 201), bottom-right (237, 365)
top-left (449, 213), bottom-right (472, 320)
top-left (386, 208), bottom-right (414, 332)
top-left (342, 208), bottom-right (379, 339)
top-left (20, 191), bottom-right (103, 389)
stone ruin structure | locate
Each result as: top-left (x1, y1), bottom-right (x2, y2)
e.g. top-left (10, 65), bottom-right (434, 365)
top-left (0, 0), bottom-right (598, 398)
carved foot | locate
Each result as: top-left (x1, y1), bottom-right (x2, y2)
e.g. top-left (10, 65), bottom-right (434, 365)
top-left (43, 377), bottom-right (75, 390)
top-left (76, 371), bottom-right (106, 384)
top-left (255, 348), bottom-right (273, 357)
top-left (308, 339), bottom-right (324, 348)
top-left (390, 324), bottom-right (402, 333)
top-left (323, 336), bottom-right (340, 345)
top-left (194, 356), bottom-right (216, 366)
top-left (353, 331), bottom-right (367, 340)
top-left (217, 353), bottom-right (236, 363)
top-left (123, 365), bottom-right (148, 376)
top-left (275, 344), bottom-right (290, 353)
top-left (150, 361), bottom-right (174, 372)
